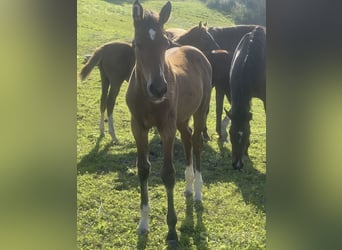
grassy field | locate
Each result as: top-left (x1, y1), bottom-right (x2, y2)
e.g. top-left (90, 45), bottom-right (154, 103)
top-left (77, 0), bottom-right (266, 249)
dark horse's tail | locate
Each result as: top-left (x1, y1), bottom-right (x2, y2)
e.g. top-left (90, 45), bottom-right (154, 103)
top-left (79, 46), bottom-right (104, 81)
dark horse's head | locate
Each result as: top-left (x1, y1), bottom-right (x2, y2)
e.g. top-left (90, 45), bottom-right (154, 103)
top-left (132, 0), bottom-right (171, 103)
top-left (226, 108), bottom-right (252, 170)
top-left (175, 21), bottom-right (221, 51)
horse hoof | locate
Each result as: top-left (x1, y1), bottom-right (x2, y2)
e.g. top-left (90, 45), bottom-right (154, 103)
top-left (166, 230), bottom-right (178, 245)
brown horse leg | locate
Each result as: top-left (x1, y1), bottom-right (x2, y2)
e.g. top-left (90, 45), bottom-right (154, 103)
top-left (215, 87), bottom-right (224, 139)
top-left (177, 120), bottom-right (194, 196)
top-left (159, 124), bottom-right (178, 242)
top-left (202, 107), bottom-right (210, 141)
top-left (99, 70), bottom-right (109, 137)
top-left (192, 112), bottom-right (206, 201)
top-left (107, 79), bottom-right (123, 143)
top-left (131, 118), bottom-right (151, 234)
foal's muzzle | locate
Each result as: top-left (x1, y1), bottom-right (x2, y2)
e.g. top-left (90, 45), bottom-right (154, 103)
top-left (148, 80), bottom-right (167, 100)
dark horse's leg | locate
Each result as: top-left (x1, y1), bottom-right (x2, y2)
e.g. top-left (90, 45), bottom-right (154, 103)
top-left (131, 118), bottom-right (151, 234)
top-left (158, 122), bottom-right (178, 242)
top-left (99, 69), bottom-right (109, 137)
top-left (107, 79), bottom-right (123, 143)
top-left (215, 86), bottom-right (225, 139)
top-left (177, 120), bottom-right (194, 196)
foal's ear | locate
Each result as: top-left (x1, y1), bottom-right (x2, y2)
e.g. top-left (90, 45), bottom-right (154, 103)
top-left (133, 0), bottom-right (143, 23)
top-left (159, 1), bottom-right (171, 26)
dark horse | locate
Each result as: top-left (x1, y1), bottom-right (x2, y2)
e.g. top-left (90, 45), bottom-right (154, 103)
top-left (126, 1), bottom-right (212, 243)
top-left (79, 42), bottom-right (135, 142)
top-left (227, 26), bottom-right (266, 170)
top-left (208, 24), bottom-right (259, 53)
top-left (79, 24), bottom-right (219, 142)
top-left (204, 49), bottom-right (232, 140)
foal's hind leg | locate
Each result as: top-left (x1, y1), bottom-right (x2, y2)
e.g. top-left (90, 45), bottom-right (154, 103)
top-left (131, 118), bottom-right (151, 234)
top-left (177, 120), bottom-right (194, 196)
top-left (107, 79), bottom-right (123, 143)
top-left (192, 111), bottom-right (207, 201)
top-left (99, 70), bottom-right (110, 137)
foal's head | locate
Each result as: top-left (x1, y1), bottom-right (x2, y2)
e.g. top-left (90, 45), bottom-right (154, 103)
top-left (132, 1), bottom-right (171, 102)
top-left (176, 22), bottom-right (221, 51)
top-left (226, 108), bottom-right (252, 170)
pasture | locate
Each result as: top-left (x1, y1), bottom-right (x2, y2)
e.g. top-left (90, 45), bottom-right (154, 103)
top-left (77, 0), bottom-right (266, 249)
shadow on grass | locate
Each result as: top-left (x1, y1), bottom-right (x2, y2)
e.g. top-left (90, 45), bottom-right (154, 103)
top-left (179, 196), bottom-right (208, 249)
top-left (77, 131), bottom-right (265, 246)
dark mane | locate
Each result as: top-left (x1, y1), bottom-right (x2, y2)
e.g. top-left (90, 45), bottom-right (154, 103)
top-left (230, 26), bottom-right (266, 116)
top-left (244, 26), bottom-right (266, 76)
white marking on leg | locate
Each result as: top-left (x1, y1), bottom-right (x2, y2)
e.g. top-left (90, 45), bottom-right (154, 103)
top-left (108, 114), bottom-right (118, 142)
top-left (99, 112), bottom-right (105, 136)
top-left (184, 164), bottom-right (194, 196)
top-left (194, 171), bottom-right (203, 201)
top-left (149, 28), bottom-right (156, 40)
top-left (138, 204), bottom-right (150, 234)
top-left (220, 116), bottom-right (230, 141)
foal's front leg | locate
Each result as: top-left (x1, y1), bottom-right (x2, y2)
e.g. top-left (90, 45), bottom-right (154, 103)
top-left (131, 118), bottom-right (150, 234)
top-left (159, 125), bottom-right (178, 242)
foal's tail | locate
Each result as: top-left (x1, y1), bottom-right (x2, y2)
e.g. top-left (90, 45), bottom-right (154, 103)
top-left (79, 47), bottom-right (103, 81)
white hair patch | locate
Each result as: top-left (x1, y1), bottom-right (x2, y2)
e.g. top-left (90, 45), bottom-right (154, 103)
top-left (149, 28), bottom-right (156, 40)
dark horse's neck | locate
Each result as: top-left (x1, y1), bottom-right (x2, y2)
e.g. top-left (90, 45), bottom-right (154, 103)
top-left (231, 96), bottom-right (251, 122)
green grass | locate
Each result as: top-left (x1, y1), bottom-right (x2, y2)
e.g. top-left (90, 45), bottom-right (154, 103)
top-left (77, 0), bottom-right (265, 249)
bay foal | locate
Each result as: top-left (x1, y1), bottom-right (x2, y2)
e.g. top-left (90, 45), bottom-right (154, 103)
top-left (126, 1), bottom-right (212, 242)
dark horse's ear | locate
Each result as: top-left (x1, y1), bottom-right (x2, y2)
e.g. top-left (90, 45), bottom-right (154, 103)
top-left (198, 21), bottom-right (202, 29)
top-left (159, 1), bottom-right (171, 26)
top-left (247, 112), bottom-right (253, 121)
top-left (133, 0), bottom-right (143, 23)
